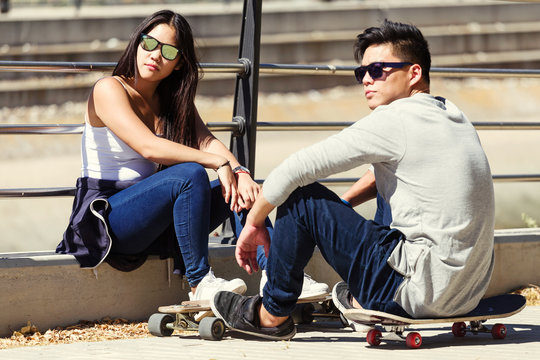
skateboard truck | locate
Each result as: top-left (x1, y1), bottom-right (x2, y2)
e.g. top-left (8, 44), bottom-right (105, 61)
top-left (148, 304), bottom-right (227, 341)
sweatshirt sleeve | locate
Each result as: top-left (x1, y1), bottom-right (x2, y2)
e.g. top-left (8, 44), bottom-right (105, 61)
top-left (262, 108), bottom-right (406, 206)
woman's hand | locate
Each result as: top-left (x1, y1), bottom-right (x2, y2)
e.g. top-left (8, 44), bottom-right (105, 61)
top-left (234, 173), bottom-right (260, 212)
top-left (216, 163), bottom-right (238, 211)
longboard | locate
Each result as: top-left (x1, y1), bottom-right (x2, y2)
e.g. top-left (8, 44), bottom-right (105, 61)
top-left (148, 293), bottom-right (337, 340)
top-left (343, 294), bottom-right (526, 348)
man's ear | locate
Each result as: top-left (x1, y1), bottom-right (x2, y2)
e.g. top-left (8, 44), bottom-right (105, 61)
top-left (409, 63), bottom-right (423, 86)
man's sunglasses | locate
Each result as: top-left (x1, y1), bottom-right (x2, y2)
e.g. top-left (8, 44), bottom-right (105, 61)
top-left (140, 34), bottom-right (181, 61)
top-left (354, 62), bottom-right (412, 82)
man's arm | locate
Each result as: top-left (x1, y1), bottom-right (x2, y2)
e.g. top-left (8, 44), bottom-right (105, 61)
top-left (341, 169), bottom-right (377, 207)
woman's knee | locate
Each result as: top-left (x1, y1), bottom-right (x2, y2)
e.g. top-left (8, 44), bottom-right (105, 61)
top-left (161, 163), bottom-right (210, 196)
top-left (164, 163), bottom-right (209, 184)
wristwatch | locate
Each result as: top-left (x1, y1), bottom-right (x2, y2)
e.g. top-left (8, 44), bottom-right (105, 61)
top-left (232, 165), bottom-right (251, 175)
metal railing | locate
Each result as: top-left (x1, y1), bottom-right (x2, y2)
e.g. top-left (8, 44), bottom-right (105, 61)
top-left (4, 60), bottom-right (540, 78)
top-left (2, 63), bottom-right (540, 197)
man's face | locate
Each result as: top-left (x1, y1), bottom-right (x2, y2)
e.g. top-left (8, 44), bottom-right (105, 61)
top-left (360, 43), bottom-right (412, 110)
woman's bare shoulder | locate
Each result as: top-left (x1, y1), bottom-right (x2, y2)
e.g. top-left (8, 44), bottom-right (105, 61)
top-left (93, 76), bottom-right (126, 94)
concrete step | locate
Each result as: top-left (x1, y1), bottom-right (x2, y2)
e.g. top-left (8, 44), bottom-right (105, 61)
top-left (1, 227), bottom-right (538, 338)
top-left (3, 1), bottom-right (540, 45)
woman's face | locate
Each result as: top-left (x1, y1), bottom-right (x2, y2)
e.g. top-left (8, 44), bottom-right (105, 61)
top-left (136, 23), bottom-right (181, 82)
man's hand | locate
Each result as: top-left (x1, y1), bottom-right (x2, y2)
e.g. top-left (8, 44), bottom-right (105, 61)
top-left (235, 223), bottom-right (271, 274)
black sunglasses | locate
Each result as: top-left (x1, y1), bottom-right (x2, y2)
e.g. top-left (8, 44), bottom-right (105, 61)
top-left (354, 62), bottom-right (412, 82)
top-left (140, 34), bottom-right (181, 61)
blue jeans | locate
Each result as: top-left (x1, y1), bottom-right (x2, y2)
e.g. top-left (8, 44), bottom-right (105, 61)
top-left (262, 182), bottom-right (409, 318)
top-left (106, 163), bottom-right (243, 287)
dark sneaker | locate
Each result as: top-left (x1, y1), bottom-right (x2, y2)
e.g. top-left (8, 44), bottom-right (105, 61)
top-left (331, 281), bottom-right (355, 313)
top-left (332, 281), bottom-right (374, 333)
top-left (211, 291), bottom-right (296, 340)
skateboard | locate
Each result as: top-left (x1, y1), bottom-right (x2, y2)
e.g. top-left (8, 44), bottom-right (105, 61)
top-left (148, 293), bottom-right (339, 340)
top-left (342, 294), bottom-right (526, 349)
top-left (148, 300), bottom-right (225, 340)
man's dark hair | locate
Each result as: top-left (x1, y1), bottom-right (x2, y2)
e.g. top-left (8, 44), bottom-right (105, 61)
top-left (354, 19), bottom-right (431, 84)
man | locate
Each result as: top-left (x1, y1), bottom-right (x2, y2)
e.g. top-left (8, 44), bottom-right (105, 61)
top-left (210, 19), bottom-right (495, 340)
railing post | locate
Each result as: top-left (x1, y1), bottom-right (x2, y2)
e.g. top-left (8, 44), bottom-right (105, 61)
top-left (229, 0), bottom-right (262, 176)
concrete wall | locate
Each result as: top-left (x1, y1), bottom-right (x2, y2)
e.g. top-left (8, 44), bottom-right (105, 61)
top-left (1, 229), bottom-right (538, 337)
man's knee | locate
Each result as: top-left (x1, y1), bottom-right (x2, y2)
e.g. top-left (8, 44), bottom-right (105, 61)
top-left (283, 182), bottom-right (336, 208)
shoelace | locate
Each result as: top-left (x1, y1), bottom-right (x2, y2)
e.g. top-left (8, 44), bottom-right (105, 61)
top-left (201, 269), bottom-right (227, 286)
top-left (303, 273), bottom-right (317, 285)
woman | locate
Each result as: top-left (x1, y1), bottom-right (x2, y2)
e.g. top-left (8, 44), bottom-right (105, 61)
top-left (56, 10), bottom-right (256, 301)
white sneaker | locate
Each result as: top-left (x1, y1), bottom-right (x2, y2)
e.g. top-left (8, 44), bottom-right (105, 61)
top-left (189, 268), bottom-right (247, 302)
top-left (259, 270), bottom-right (329, 300)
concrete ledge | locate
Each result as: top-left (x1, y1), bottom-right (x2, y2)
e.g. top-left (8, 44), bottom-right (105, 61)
top-left (1, 229), bottom-right (539, 337)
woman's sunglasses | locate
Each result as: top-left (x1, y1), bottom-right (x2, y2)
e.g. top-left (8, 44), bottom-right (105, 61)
top-left (354, 62), bottom-right (412, 83)
top-left (140, 34), bottom-right (181, 61)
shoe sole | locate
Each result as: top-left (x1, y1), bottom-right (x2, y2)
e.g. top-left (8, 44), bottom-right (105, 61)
top-left (331, 282), bottom-right (374, 332)
top-left (331, 282), bottom-right (350, 314)
top-left (210, 296), bottom-right (296, 341)
top-left (298, 291), bottom-right (330, 302)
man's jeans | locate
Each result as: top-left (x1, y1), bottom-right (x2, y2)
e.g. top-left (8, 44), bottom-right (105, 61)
top-left (262, 182), bottom-right (409, 318)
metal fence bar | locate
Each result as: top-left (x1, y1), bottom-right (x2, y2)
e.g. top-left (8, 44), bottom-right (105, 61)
top-left (3, 174), bottom-right (540, 198)
top-left (3, 121), bottom-right (540, 135)
top-left (259, 64), bottom-right (540, 78)
top-left (3, 60), bottom-right (540, 78)
top-left (0, 61), bottom-right (246, 74)
top-left (2, 60), bottom-right (540, 198)
top-left (318, 175), bottom-right (540, 186)
top-left (0, 188), bottom-right (76, 197)
top-left (0, 124), bottom-right (85, 134)
top-left (253, 121), bottom-right (540, 131)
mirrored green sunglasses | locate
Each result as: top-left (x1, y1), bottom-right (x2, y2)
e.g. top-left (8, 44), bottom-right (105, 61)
top-left (140, 34), bottom-right (180, 61)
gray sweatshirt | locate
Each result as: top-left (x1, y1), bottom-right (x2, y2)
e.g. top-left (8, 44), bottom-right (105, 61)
top-left (262, 93), bottom-right (495, 318)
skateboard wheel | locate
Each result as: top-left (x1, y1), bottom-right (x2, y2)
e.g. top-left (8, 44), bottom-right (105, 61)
top-left (366, 329), bottom-right (382, 346)
top-left (199, 317), bottom-right (226, 341)
top-left (148, 313), bottom-right (174, 337)
top-left (452, 322), bottom-right (467, 337)
top-left (406, 332), bottom-right (422, 349)
top-left (491, 323), bottom-right (507, 339)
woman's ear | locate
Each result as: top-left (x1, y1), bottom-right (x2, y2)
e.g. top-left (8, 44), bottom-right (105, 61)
top-left (174, 60), bottom-right (183, 71)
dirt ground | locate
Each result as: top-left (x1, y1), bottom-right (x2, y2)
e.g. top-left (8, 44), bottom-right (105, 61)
top-left (1, 77), bottom-right (540, 252)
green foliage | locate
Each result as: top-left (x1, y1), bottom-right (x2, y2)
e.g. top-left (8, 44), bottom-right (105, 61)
top-left (521, 213), bottom-right (538, 228)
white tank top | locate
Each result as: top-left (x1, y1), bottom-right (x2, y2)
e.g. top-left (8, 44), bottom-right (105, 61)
top-left (81, 122), bottom-right (158, 181)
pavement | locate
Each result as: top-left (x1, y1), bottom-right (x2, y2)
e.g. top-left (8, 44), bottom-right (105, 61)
top-left (2, 305), bottom-right (539, 359)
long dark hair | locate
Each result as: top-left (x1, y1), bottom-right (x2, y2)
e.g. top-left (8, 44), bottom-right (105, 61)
top-left (113, 10), bottom-right (200, 149)
top-left (354, 19), bottom-right (431, 84)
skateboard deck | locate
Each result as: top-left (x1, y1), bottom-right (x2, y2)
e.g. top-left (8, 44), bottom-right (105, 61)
top-left (149, 293), bottom-right (337, 340)
top-left (343, 294), bottom-right (526, 348)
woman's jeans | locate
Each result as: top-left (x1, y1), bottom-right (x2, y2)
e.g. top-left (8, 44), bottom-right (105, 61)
top-left (105, 162), bottom-right (269, 287)
top-left (262, 182), bottom-right (409, 318)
